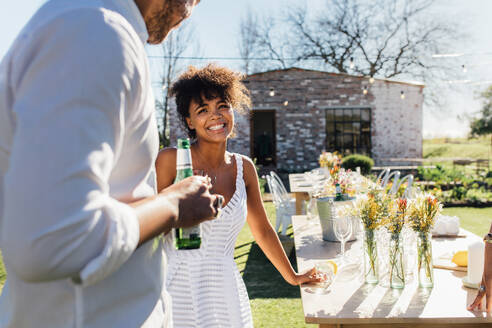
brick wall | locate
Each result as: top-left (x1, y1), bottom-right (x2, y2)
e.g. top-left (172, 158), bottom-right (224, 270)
top-left (168, 68), bottom-right (424, 168)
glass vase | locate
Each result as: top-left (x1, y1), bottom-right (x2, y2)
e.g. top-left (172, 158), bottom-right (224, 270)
top-left (417, 231), bottom-right (434, 288)
top-left (364, 228), bottom-right (378, 284)
top-left (389, 232), bottom-right (405, 289)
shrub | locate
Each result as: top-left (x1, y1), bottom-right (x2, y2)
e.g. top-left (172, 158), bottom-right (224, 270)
top-left (341, 154), bottom-right (374, 175)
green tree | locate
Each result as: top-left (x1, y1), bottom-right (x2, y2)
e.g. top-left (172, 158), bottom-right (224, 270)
top-left (470, 86), bottom-right (492, 137)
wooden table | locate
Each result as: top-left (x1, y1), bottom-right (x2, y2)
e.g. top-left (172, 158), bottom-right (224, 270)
top-left (288, 173), bottom-right (312, 215)
top-left (292, 215), bottom-right (492, 327)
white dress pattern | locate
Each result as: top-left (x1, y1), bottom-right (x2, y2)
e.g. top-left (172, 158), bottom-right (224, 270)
top-left (164, 154), bottom-right (253, 328)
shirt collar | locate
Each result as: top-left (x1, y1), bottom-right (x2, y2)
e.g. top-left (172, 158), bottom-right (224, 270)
top-left (107, 0), bottom-right (148, 45)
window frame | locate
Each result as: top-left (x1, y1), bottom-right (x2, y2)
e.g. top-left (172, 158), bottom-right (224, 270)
top-left (325, 107), bottom-right (372, 157)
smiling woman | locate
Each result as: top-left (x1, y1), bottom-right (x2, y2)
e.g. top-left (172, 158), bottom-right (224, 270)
top-left (154, 64), bottom-right (322, 327)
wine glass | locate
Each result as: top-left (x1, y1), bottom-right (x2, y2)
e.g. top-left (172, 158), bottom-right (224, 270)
top-left (334, 215), bottom-right (353, 263)
top-left (304, 261), bottom-right (335, 294)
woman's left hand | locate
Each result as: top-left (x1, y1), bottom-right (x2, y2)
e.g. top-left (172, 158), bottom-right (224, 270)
top-left (291, 267), bottom-right (325, 286)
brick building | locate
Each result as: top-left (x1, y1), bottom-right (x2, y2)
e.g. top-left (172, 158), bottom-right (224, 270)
top-left (168, 67), bottom-right (424, 171)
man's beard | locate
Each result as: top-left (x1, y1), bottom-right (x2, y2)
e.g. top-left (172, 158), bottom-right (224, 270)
top-left (146, 0), bottom-right (194, 44)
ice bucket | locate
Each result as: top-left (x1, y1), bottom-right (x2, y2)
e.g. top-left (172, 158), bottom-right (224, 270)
top-left (316, 197), bottom-right (358, 242)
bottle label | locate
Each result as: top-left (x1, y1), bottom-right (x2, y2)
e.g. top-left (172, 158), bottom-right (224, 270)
top-left (176, 148), bottom-right (192, 172)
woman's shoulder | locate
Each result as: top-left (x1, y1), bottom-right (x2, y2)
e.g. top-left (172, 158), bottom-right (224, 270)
top-left (156, 147), bottom-right (177, 171)
top-left (229, 152), bottom-right (253, 167)
top-left (230, 153), bottom-right (257, 181)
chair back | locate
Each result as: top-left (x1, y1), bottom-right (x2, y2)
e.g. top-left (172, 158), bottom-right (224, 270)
top-left (385, 171), bottom-right (401, 194)
top-left (266, 175), bottom-right (289, 207)
top-left (270, 171), bottom-right (288, 194)
top-left (395, 174), bottom-right (414, 198)
top-left (377, 168), bottom-right (390, 186)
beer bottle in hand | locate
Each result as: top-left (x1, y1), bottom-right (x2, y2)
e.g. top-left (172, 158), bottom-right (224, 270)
top-left (173, 138), bottom-right (201, 249)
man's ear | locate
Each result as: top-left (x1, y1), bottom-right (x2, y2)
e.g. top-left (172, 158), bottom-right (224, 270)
top-left (186, 117), bottom-right (194, 130)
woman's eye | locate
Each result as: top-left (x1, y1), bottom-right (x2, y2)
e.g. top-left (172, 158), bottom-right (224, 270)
top-left (197, 108), bottom-right (207, 114)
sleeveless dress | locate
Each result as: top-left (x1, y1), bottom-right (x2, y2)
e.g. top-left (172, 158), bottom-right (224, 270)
top-left (164, 154), bottom-right (253, 328)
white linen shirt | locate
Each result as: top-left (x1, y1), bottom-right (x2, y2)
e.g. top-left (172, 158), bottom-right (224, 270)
top-left (0, 0), bottom-right (171, 327)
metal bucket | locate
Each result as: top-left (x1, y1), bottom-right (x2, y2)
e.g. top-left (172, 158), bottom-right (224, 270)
top-left (316, 197), bottom-right (358, 242)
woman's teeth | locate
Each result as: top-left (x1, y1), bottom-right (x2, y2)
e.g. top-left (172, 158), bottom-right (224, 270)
top-left (208, 124), bottom-right (225, 131)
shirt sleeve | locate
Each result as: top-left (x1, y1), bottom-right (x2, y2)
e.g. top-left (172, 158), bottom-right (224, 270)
top-left (2, 8), bottom-right (143, 286)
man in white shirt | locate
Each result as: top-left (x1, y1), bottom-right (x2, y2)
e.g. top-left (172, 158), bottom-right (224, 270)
top-left (0, 0), bottom-right (219, 327)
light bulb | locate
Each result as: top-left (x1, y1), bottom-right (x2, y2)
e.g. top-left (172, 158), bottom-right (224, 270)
top-left (283, 100), bottom-right (289, 106)
top-left (269, 88), bottom-right (275, 97)
top-left (369, 77), bottom-right (375, 84)
top-left (362, 86), bottom-right (368, 95)
top-left (400, 91), bottom-right (405, 100)
top-left (462, 64), bottom-right (467, 73)
top-left (349, 57), bottom-right (355, 69)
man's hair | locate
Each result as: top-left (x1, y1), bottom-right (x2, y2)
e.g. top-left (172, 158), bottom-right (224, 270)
top-left (170, 63), bottom-right (252, 139)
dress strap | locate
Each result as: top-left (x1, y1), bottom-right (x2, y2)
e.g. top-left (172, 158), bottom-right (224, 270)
top-left (233, 153), bottom-right (243, 183)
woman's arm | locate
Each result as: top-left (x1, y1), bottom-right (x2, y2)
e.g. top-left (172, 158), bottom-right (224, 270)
top-left (242, 157), bottom-right (320, 286)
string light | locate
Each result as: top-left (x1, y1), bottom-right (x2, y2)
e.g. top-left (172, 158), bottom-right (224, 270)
top-left (362, 86), bottom-right (368, 95)
top-left (283, 100), bottom-right (289, 106)
top-left (462, 64), bottom-right (467, 73)
top-left (269, 88), bottom-right (275, 97)
top-left (369, 77), bottom-right (375, 84)
top-left (349, 57), bottom-right (355, 69)
top-left (400, 91), bottom-right (405, 100)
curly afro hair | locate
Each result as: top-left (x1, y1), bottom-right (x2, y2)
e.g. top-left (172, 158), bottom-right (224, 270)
top-left (169, 63), bottom-right (252, 139)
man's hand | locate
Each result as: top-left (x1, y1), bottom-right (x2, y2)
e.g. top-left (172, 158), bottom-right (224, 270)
top-left (162, 176), bottom-right (224, 229)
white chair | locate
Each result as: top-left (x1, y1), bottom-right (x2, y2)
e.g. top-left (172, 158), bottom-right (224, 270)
top-left (395, 174), bottom-right (414, 198)
top-left (385, 170), bottom-right (401, 194)
top-left (270, 171), bottom-right (291, 199)
top-left (266, 173), bottom-right (296, 235)
top-left (377, 168), bottom-right (390, 186)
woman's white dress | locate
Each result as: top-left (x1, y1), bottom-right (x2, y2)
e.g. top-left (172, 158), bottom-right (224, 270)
top-left (164, 154), bottom-right (253, 327)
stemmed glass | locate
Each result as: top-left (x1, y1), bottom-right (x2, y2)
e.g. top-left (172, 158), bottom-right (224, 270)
top-left (334, 215), bottom-right (353, 263)
top-left (304, 261), bottom-right (335, 294)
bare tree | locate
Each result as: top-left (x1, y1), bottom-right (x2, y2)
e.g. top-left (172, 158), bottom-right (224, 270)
top-left (238, 9), bottom-right (296, 73)
top-left (157, 21), bottom-right (200, 147)
top-left (238, 0), bottom-right (461, 108)
top-left (238, 7), bottom-right (257, 74)
top-left (240, 0), bottom-right (458, 80)
top-left (293, 0), bottom-right (456, 79)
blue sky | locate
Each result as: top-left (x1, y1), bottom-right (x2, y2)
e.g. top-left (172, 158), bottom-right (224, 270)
top-left (1, 0), bottom-right (492, 138)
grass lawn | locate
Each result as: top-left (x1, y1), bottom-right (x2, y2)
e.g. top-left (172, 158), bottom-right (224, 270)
top-left (442, 207), bottom-right (492, 236)
top-left (0, 202), bottom-right (490, 327)
top-left (423, 136), bottom-right (491, 161)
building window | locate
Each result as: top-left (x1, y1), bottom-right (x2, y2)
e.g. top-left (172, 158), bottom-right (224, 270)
top-left (325, 108), bottom-right (371, 156)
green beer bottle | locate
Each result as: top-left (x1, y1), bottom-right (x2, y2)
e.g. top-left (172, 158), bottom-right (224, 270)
top-left (173, 138), bottom-right (201, 249)
top-left (335, 183), bottom-right (343, 201)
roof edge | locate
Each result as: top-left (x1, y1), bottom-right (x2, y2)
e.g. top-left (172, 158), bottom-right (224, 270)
top-left (246, 67), bottom-right (425, 87)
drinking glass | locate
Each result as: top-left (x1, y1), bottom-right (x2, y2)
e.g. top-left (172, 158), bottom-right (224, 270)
top-left (304, 171), bottom-right (325, 223)
top-left (304, 261), bottom-right (335, 294)
top-left (334, 216), bottom-right (353, 262)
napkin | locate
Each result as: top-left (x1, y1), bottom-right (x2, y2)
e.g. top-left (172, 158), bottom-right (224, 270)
top-left (432, 215), bottom-right (460, 236)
